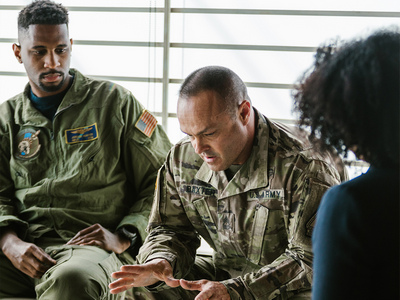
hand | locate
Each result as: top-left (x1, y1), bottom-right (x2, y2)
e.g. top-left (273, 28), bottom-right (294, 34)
top-left (66, 223), bottom-right (130, 254)
top-left (180, 279), bottom-right (231, 300)
top-left (0, 230), bottom-right (56, 279)
top-left (109, 258), bottom-right (180, 294)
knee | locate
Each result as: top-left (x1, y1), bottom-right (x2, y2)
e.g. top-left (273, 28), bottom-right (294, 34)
top-left (38, 261), bottom-right (102, 298)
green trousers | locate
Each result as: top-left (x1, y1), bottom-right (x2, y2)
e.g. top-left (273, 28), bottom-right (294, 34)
top-left (0, 240), bottom-right (134, 300)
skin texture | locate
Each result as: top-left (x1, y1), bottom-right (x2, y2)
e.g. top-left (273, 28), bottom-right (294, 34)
top-left (109, 90), bottom-right (256, 299)
top-left (12, 24), bottom-right (73, 97)
top-left (177, 90), bottom-right (254, 172)
top-left (0, 24), bottom-right (130, 280)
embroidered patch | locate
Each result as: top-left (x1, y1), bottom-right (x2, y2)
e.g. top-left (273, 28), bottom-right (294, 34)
top-left (16, 128), bottom-right (41, 160)
top-left (248, 189), bottom-right (284, 200)
top-left (135, 110), bottom-right (157, 138)
top-left (65, 123), bottom-right (98, 144)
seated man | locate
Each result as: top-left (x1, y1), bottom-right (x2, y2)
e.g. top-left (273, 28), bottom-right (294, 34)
top-left (110, 66), bottom-right (348, 299)
top-left (0, 1), bottom-right (171, 299)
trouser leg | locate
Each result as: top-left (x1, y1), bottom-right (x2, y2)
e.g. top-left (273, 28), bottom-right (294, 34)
top-left (0, 250), bottom-right (36, 298)
top-left (35, 245), bottom-right (132, 300)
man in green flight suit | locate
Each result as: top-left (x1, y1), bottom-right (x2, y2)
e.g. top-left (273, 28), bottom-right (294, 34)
top-left (109, 65), bottom-right (348, 299)
top-left (0, 1), bottom-right (171, 299)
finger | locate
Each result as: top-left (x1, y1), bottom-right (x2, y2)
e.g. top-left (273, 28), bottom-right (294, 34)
top-left (164, 277), bottom-right (180, 288)
top-left (109, 277), bottom-right (135, 289)
top-left (111, 271), bottom-right (138, 279)
top-left (79, 240), bottom-right (102, 247)
top-left (67, 231), bottom-right (99, 245)
top-left (120, 265), bottom-right (143, 273)
top-left (31, 246), bottom-right (57, 265)
top-left (195, 290), bottom-right (214, 300)
top-left (67, 224), bottom-right (102, 244)
top-left (180, 279), bottom-right (203, 291)
top-left (110, 284), bottom-right (134, 295)
top-left (194, 290), bottom-right (217, 300)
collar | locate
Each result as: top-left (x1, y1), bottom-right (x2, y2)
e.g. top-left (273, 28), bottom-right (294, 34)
top-left (16, 69), bottom-right (90, 126)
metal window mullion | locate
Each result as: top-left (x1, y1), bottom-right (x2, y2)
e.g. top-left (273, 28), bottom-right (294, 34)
top-left (162, 0), bottom-right (171, 130)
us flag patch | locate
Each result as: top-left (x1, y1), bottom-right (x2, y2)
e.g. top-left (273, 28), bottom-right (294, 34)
top-left (135, 110), bottom-right (157, 137)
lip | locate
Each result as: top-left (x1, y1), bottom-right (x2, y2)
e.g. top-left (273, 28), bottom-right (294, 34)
top-left (202, 155), bottom-right (217, 164)
top-left (42, 73), bottom-right (62, 83)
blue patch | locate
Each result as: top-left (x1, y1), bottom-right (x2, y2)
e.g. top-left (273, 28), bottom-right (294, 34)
top-left (65, 123), bottom-right (98, 144)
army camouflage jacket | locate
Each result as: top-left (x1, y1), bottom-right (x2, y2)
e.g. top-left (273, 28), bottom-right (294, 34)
top-left (138, 108), bottom-right (347, 299)
top-left (0, 69), bottom-right (171, 246)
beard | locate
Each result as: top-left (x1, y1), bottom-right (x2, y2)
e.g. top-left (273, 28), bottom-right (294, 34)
top-left (38, 71), bottom-right (66, 93)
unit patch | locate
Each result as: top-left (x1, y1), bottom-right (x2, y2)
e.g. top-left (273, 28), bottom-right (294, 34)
top-left (65, 123), bottom-right (98, 144)
top-left (16, 128), bottom-right (41, 160)
top-left (135, 110), bottom-right (157, 138)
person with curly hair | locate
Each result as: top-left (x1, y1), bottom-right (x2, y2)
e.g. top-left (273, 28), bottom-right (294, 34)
top-left (293, 28), bottom-right (399, 299)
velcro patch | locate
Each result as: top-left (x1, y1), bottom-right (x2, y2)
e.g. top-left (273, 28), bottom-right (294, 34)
top-left (135, 110), bottom-right (157, 138)
top-left (65, 123), bottom-right (98, 144)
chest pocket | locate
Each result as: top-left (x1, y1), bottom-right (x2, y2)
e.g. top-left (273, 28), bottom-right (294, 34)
top-left (192, 198), bottom-right (219, 249)
top-left (247, 189), bottom-right (288, 265)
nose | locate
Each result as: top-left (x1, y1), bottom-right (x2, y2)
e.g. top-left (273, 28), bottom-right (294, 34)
top-left (44, 52), bottom-right (60, 69)
top-left (192, 137), bottom-right (208, 155)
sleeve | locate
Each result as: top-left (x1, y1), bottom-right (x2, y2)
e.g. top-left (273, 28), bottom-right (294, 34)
top-left (116, 92), bottom-right (172, 249)
top-left (0, 133), bottom-right (29, 238)
top-left (137, 150), bottom-right (201, 289)
top-left (223, 160), bottom-right (342, 299)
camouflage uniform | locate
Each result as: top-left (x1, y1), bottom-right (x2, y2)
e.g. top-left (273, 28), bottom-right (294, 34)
top-left (138, 109), bottom-right (347, 300)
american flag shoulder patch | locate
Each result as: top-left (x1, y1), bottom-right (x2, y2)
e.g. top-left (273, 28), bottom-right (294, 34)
top-left (135, 110), bottom-right (157, 138)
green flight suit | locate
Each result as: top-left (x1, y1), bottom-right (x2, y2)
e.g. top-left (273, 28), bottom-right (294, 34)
top-left (0, 69), bottom-right (172, 299)
top-left (138, 109), bottom-right (347, 300)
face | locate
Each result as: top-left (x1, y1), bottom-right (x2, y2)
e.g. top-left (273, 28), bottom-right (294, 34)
top-left (13, 24), bottom-right (73, 97)
top-left (177, 90), bottom-right (253, 171)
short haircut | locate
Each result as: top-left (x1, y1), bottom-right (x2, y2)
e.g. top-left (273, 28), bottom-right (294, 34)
top-left (179, 66), bottom-right (250, 117)
top-left (293, 28), bottom-right (400, 167)
top-left (18, 0), bottom-right (69, 31)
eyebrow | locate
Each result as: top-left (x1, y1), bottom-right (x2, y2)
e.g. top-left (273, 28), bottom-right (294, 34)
top-left (31, 44), bottom-right (68, 49)
top-left (181, 126), bottom-right (214, 136)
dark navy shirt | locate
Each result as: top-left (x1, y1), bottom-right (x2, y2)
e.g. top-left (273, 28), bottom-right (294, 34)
top-left (312, 166), bottom-right (399, 299)
top-left (29, 76), bottom-right (74, 120)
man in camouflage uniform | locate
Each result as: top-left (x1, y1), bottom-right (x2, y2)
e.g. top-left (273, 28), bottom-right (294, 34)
top-left (110, 66), bottom-right (347, 299)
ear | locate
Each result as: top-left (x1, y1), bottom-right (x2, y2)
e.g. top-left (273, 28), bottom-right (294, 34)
top-left (12, 43), bottom-right (23, 64)
top-left (70, 38), bottom-right (73, 49)
top-left (238, 100), bottom-right (252, 125)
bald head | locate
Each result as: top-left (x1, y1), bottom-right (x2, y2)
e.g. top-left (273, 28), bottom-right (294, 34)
top-left (179, 66), bottom-right (250, 118)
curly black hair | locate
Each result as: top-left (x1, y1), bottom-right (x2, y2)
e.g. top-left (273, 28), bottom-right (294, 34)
top-left (293, 28), bottom-right (400, 168)
top-left (18, 0), bottom-right (69, 30)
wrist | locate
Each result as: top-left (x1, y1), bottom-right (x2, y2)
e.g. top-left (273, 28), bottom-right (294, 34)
top-left (0, 228), bottom-right (19, 252)
top-left (116, 227), bottom-right (138, 254)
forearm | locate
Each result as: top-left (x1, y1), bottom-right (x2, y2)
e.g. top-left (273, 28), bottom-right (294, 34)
top-left (138, 226), bottom-right (200, 280)
top-left (223, 253), bottom-right (312, 300)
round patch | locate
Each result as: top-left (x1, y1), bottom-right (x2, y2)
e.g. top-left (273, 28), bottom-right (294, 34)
top-left (15, 128), bottom-right (41, 160)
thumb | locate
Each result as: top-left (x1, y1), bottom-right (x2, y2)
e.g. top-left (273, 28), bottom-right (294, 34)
top-left (180, 279), bottom-right (203, 291)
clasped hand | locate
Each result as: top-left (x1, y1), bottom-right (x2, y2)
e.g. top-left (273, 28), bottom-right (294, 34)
top-left (109, 259), bottom-right (231, 300)
top-left (66, 223), bottom-right (130, 254)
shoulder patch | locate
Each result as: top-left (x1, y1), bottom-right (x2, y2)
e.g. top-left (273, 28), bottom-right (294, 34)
top-left (135, 109), bottom-right (157, 138)
top-left (65, 123), bottom-right (98, 144)
top-left (16, 128), bottom-right (41, 160)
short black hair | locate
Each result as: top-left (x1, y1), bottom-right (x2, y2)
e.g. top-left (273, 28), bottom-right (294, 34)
top-left (18, 0), bottom-right (69, 30)
top-left (179, 66), bottom-right (250, 117)
top-left (293, 28), bottom-right (400, 167)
